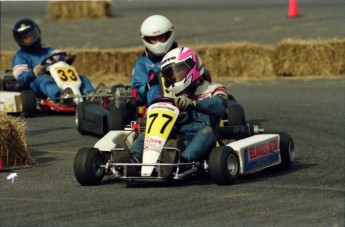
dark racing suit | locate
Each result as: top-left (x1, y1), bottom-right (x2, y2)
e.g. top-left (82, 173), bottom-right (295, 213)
top-left (130, 80), bottom-right (228, 163)
top-left (12, 47), bottom-right (94, 99)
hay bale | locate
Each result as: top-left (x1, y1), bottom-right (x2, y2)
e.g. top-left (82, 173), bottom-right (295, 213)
top-left (2, 39), bottom-right (344, 84)
top-left (0, 112), bottom-right (34, 168)
top-left (273, 39), bottom-right (345, 77)
top-left (1, 51), bottom-right (14, 71)
top-left (196, 43), bottom-right (275, 79)
top-left (48, 0), bottom-right (113, 20)
top-left (71, 47), bottom-right (143, 84)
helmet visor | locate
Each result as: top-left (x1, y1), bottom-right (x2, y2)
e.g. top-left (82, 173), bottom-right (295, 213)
top-left (17, 29), bottom-right (39, 47)
top-left (143, 31), bottom-right (172, 44)
top-left (162, 61), bottom-right (194, 87)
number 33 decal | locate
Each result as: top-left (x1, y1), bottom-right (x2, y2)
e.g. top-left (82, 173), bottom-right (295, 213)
top-left (56, 67), bottom-right (80, 82)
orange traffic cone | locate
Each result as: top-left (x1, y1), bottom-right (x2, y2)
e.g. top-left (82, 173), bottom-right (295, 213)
top-left (288, 0), bottom-right (299, 18)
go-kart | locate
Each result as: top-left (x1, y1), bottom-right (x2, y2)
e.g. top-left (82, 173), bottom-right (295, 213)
top-left (0, 69), bottom-right (36, 116)
top-left (0, 52), bottom-right (85, 116)
top-left (75, 75), bottom-right (246, 137)
top-left (74, 96), bottom-right (295, 186)
top-left (75, 84), bottom-right (137, 137)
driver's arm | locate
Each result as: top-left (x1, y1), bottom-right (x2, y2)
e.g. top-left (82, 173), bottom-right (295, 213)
top-left (131, 59), bottom-right (150, 104)
top-left (12, 54), bottom-right (36, 84)
top-left (194, 87), bottom-right (228, 116)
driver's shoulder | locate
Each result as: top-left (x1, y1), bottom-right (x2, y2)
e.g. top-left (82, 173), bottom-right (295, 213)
top-left (196, 81), bottom-right (225, 94)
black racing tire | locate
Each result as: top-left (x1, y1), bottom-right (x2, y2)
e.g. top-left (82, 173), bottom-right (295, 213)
top-left (75, 103), bottom-right (87, 135)
top-left (208, 146), bottom-right (239, 185)
top-left (21, 90), bottom-right (36, 117)
top-left (107, 108), bottom-right (124, 131)
top-left (121, 102), bottom-right (137, 125)
top-left (227, 103), bottom-right (246, 126)
top-left (74, 147), bottom-right (105, 186)
top-left (278, 132), bottom-right (295, 169)
top-left (227, 94), bottom-right (237, 102)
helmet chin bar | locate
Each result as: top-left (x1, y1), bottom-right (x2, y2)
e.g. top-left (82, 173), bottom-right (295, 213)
top-left (143, 38), bottom-right (174, 56)
top-left (172, 74), bottom-right (193, 96)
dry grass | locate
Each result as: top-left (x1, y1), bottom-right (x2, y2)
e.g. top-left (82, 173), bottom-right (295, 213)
top-left (48, 0), bottom-right (113, 20)
top-left (1, 39), bottom-right (344, 86)
top-left (197, 42), bottom-right (275, 79)
top-left (274, 38), bottom-right (345, 76)
top-left (0, 112), bottom-right (34, 169)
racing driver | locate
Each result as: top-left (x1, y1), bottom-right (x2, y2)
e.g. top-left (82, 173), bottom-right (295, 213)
top-left (130, 15), bottom-right (178, 106)
top-left (130, 47), bottom-right (228, 163)
top-left (11, 18), bottom-right (94, 105)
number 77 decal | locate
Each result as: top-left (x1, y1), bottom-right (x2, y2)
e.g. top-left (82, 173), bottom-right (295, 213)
top-left (147, 113), bottom-right (173, 134)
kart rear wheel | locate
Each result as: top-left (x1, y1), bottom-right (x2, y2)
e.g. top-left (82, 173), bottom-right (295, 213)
top-left (111, 84), bottom-right (125, 95)
top-left (21, 90), bottom-right (36, 117)
top-left (74, 147), bottom-right (105, 186)
top-left (278, 132), bottom-right (295, 169)
top-left (208, 146), bottom-right (239, 185)
top-left (75, 103), bottom-right (87, 135)
top-left (227, 103), bottom-right (246, 126)
top-left (107, 108), bottom-right (124, 131)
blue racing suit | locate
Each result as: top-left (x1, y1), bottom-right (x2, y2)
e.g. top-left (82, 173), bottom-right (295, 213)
top-left (130, 80), bottom-right (228, 163)
top-left (130, 53), bottom-right (161, 106)
top-left (12, 47), bottom-right (94, 99)
top-left (130, 43), bottom-right (178, 106)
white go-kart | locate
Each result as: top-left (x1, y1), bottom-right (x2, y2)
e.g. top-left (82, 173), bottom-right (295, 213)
top-left (0, 52), bottom-right (84, 116)
top-left (74, 97), bottom-right (295, 186)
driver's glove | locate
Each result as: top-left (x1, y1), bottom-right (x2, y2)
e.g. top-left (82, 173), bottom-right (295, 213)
top-left (33, 64), bottom-right (46, 76)
top-left (174, 96), bottom-right (196, 111)
top-left (66, 52), bottom-right (76, 65)
top-left (146, 71), bottom-right (159, 90)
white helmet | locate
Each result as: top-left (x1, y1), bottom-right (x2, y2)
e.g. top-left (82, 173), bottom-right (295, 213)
top-left (161, 47), bottom-right (205, 96)
top-left (140, 15), bottom-right (175, 56)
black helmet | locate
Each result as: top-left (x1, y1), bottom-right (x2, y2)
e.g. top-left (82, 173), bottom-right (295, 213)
top-left (13, 18), bottom-right (41, 52)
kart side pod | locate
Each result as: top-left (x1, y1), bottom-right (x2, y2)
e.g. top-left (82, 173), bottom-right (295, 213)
top-left (227, 134), bottom-right (281, 174)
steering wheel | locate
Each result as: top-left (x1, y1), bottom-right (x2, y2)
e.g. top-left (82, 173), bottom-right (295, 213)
top-left (150, 96), bottom-right (193, 125)
top-left (40, 52), bottom-right (67, 66)
top-left (149, 96), bottom-right (175, 105)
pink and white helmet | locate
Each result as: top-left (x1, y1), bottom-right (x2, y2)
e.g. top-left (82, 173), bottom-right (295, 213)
top-left (161, 47), bottom-right (205, 95)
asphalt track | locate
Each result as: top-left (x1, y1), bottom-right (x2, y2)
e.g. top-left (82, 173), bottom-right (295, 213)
top-left (0, 0), bottom-right (344, 51)
top-left (0, 1), bottom-right (344, 226)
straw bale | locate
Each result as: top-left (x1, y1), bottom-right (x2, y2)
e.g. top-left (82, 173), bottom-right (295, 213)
top-left (1, 39), bottom-right (344, 84)
top-left (1, 51), bottom-right (14, 71)
top-left (273, 39), bottom-right (345, 77)
top-left (71, 47), bottom-right (143, 84)
top-left (196, 43), bottom-right (274, 79)
top-left (48, 0), bottom-right (113, 20)
top-left (0, 112), bottom-right (34, 168)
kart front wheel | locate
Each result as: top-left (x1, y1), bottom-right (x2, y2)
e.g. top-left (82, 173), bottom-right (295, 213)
top-left (208, 146), bottom-right (239, 185)
top-left (21, 90), bottom-right (36, 117)
top-left (74, 147), bottom-right (105, 186)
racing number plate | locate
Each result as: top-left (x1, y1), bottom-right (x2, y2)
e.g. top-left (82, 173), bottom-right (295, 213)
top-left (54, 66), bottom-right (80, 82)
top-left (145, 107), bottom-right (177, 140)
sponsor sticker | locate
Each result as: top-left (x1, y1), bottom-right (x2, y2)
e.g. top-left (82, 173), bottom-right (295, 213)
top-left (243, 138), bottom-right (280, 173)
